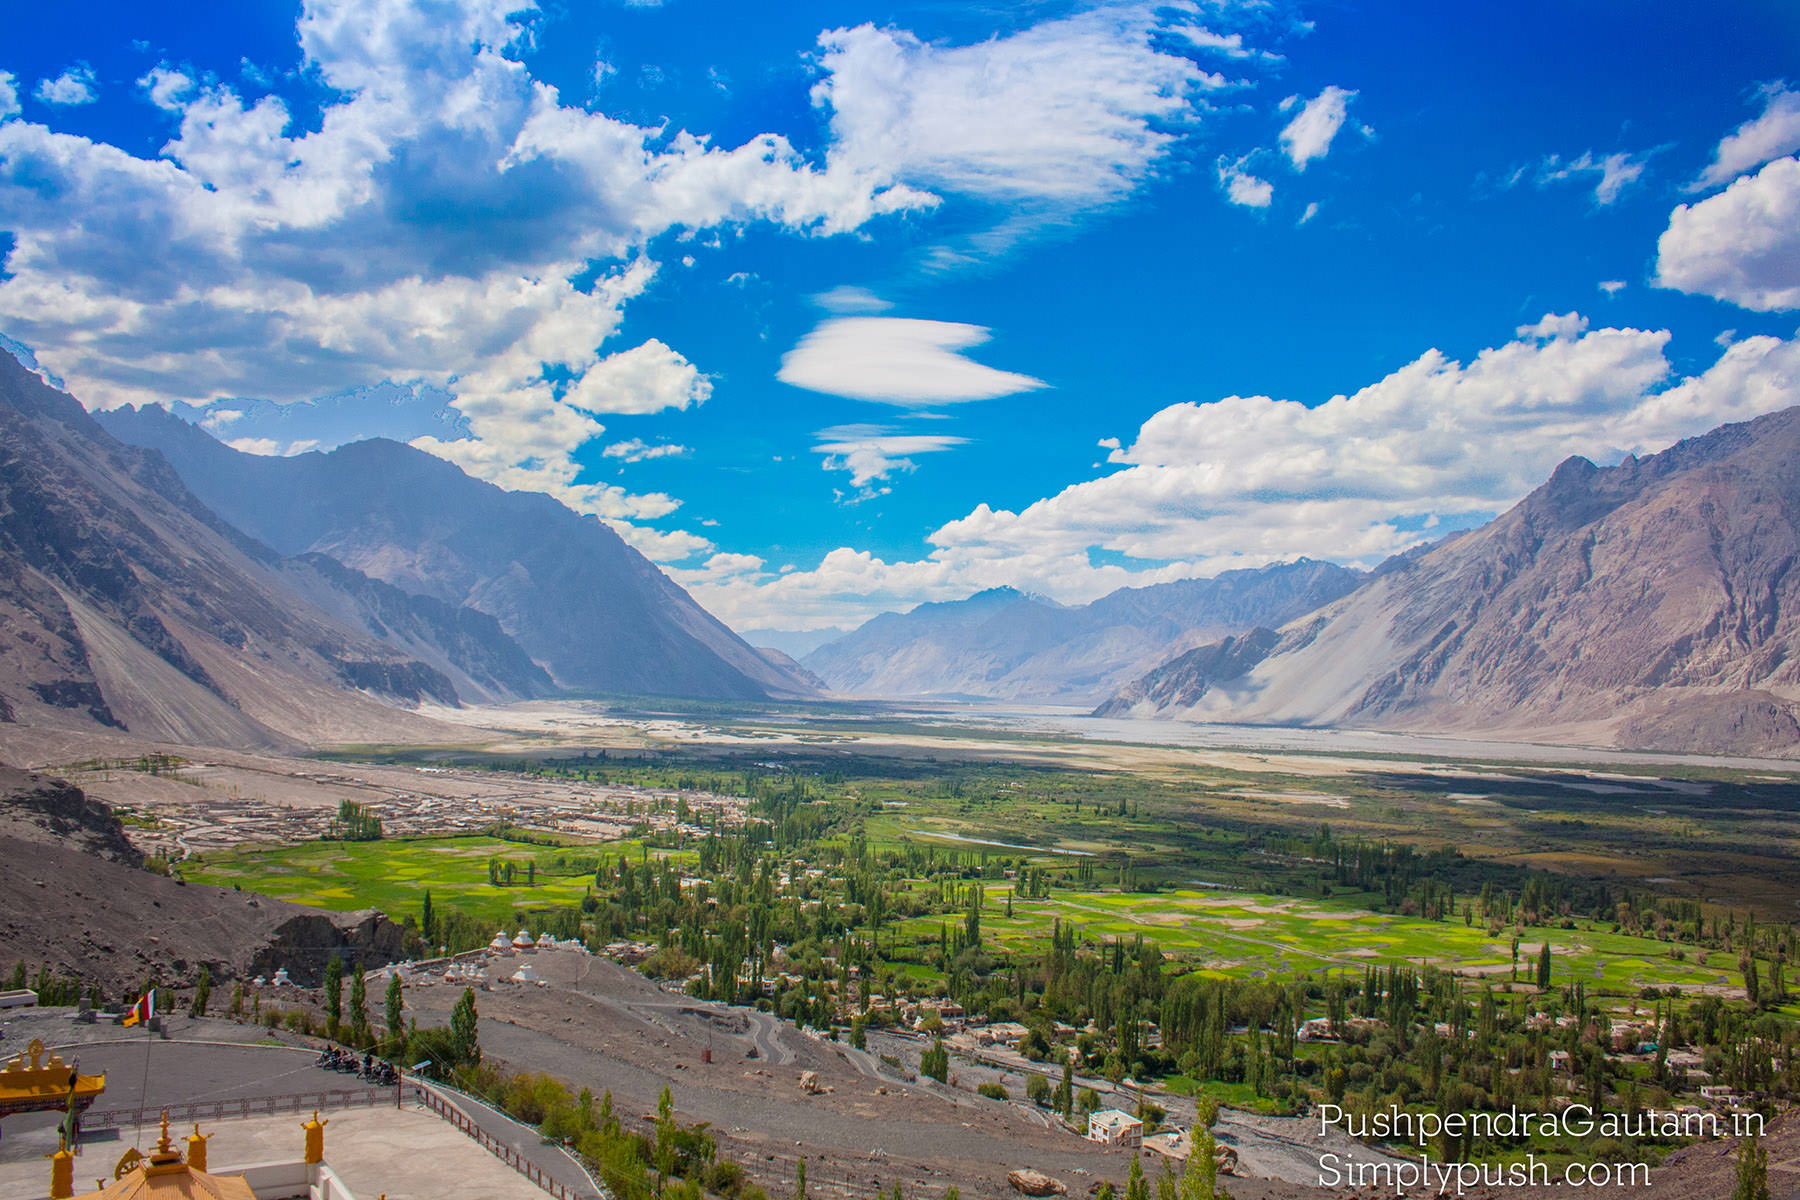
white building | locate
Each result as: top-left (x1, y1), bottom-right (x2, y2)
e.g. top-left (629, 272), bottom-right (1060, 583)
top-left (1088, 1109), bottom-right (1144, 1148)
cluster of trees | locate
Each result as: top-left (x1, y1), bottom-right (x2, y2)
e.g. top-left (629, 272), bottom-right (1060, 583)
top-left (325, 799), bottom-right (383, 841)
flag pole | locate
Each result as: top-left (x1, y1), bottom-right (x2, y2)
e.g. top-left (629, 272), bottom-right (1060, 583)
top-left (133, 987), bottom-right (155, 1150)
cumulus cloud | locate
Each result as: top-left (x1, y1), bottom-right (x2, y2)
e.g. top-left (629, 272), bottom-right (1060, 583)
top-left (0, 0), bottom-right (965, 540)
top-left (0, 0), bottom-right (1260, 549)
top-left (1598, 279), bottom-right (1626, 296)
top-left (777, 317), bottom-right (1046, 406)
top-left (34, 64), bottom-right (98, 106)
top-left (1278, 86), bottom-right (1355, 170)
top-left (0, 72), bottom-right (19, 120)
top-left (1538, 149), bottom-right (1652, 205)
top-left (564, 338), bottom-right (711, 415)
top-left (1217, 156), bottom-right (1273, 207)
top-left (139, 66), bottom-right (195, 112)
top-left (1693, 82), bottom-right (1800, 191)
top-left (812, 424), bottom-right (969, 487)
top-left (1656, 155), bottom-right (1800, 311)
top-left (693, 321), bottom-right (1800, 631)
top-left (612, 522), bottom-right (714, 563)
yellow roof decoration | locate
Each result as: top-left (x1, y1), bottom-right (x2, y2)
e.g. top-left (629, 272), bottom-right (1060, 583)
top-left (0, 1039), bottom-right (105, 1116)
top-left (71, 1113), bottom-right (256, 1200)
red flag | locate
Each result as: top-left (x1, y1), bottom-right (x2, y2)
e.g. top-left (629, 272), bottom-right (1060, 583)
top-left (123, 990), bottom-right (155, 1027)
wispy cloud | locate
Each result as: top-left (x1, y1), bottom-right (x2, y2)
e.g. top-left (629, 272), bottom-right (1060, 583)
top-left (813, 424), bottom-right (969, 489)
top-left (1538, 148), bottom-right (1655, 205)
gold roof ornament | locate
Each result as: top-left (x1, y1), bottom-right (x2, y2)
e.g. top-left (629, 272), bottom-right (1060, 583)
top-left (67, 1110), bottom-right (256, 1199)
top-left (0, 1039), bottom-right (105, 1117)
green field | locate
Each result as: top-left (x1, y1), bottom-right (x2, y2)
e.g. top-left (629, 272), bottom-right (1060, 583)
top-left (185, 835), bottom-right (622, 926)
top-left (897, 884), bottom-right (1746, 994)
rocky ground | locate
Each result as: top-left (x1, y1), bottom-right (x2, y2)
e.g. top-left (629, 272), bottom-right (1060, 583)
top-left (401, 949), bottom-right (1372, 1200)
top-left (0, 762), bottom-right (407, 993)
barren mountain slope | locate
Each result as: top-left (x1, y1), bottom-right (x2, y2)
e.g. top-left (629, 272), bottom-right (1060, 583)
top-left (804, 561), bottom-right (1361, 703)
top-left (1099, 408), bottom-right (1800, 756)
top-left (98, 405), bottom-right (817, 701)
top-left (0, 353), bottom-right (482, 747)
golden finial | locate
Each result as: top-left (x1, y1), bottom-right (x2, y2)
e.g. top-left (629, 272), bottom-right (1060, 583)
top-left (156, 1110), bottom-right (174, 1155)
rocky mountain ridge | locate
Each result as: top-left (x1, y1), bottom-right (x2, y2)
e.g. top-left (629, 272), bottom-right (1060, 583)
top-left (98, 405), bottom-right (818, 701)
top-left (0, 351), bottom-right (535, 746)
top-left (803, 561), bottom-right (1363, 703)
top-left (1097, 407), bottom-right (1800, 756)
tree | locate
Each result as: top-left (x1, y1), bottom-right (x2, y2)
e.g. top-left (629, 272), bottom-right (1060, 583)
top-left (348, 967), bottom-right (368, 1040)
top-left (1742, 953), bottom-right (1762, 1006)
top-left (1536, 943), bottom-right (1552, 989)
top-left (1125, 1155), bottom-right (1149, 1200)
top-left (422, 890), bottom-right (437, 945)
top-left (920, 1038), bottom-right (949, 1083)
top-left (385, 972), bottom-right (405, 1043)
top-left (451, 986), bottom-right (480, 1066)
top-left (1026, 1073), bottom-right (1051, 1106)
top-left (189, 967), bottom-right (211, 1018)
top-left (323, 954), bottom-right (343, 1038)
top-left (794, 1157), bottom-right (806, 1200)
top-left (1734, 1132), bottom-right (1771, 1200)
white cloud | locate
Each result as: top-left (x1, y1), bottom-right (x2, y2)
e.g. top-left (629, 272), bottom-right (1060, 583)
top-left (1538, 149), bottom-right (1651, 205)
top-left (0, 0), bottom-right (967, 546)
top-left (1598, 279), bottom-right (1626, 296)
top-left (602, 438), bottom-right (688, 462)
top-left (1515, 311), bottom-right (1588, 340)
top-left (1217, 156), bottom-right (1272, 207)
top-left (138, 66), bottom-right (194, 112)
top-left (777, 317), bottom-right (1046, 406)
top-left (811, 5), bottom-right (1239, 249)
top-left (611, 523), bottom-right (713, 563)
top-left (1278, 85), bottom-right (1355, 171)
top-left (1298, 201), bottom-right (1319, 225)
top-left (1176, 27), bottom-right (1267, 61)
top-left (813, 424), bottom-right (969, 486)
top-left (564, 338), bottom-right (711, 415)
top-left (1693, 82), bottom-right (1800, 191)
top-left (34, 64), bottom-right (98, 106)
top-left (1655, 155), bottom-right (1800, 311)
top-left (693, 321), bottom-right (1800, 631)
top-left (202, 407), bottom-right (244, 429)
top-left (0, 72), bottom-right (19, 120)
top-left (225, 435), bottom-right (317, 457)
top-left (813, 285), bottom-right (891, 314)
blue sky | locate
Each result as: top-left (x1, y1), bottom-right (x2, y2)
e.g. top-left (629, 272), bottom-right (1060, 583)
top-left (2, 1), bottom-right (1799, 635)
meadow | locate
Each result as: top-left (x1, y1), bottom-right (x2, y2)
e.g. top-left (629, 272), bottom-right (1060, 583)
top-left (186, 834), bottom-right (670, 927)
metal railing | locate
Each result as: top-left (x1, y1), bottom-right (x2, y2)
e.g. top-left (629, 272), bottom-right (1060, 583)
top-left (413, 1084), bottom-right (584, 1200)
top-left (84, 1086), bottom-right (398, 1131)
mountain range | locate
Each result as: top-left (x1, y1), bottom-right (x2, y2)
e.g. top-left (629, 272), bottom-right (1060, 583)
top-left (801, 561), bottom-right (1363, 703)
top-left (1097, 406), bottom-right (1800, 757)
top-left (0, 350), bottom-right (526, 746)
top-left (97, 405), bottom-right (817, 701)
